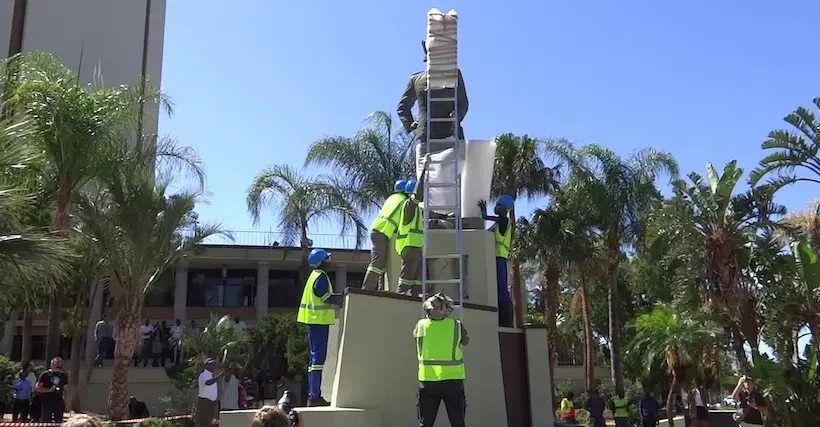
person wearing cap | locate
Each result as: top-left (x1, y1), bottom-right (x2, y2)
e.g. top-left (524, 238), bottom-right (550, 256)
top-left (397, 155), bottom-right (431, 296)
top-left (195, 358), bottom-right (223, 427)
top-left (296, 248), bottom-right (339, 407)
top-left (362, 179), bottom-right (410, 290)
top-left (397, 41), bottom-right (469, 150)
top-left (478, 195), bottom-right (515, 327)
top-left (414, 292), bottom-right (469, 427)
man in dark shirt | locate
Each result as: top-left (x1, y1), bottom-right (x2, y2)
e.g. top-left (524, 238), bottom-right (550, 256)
top-left (732, 376), bottom-right (765, 426)
top-left (36, 357), bottom-right (69, 423)
top-left (586, 388), bottom-right (606, 427)
top-left (639, 391), bottom-right (660, 427)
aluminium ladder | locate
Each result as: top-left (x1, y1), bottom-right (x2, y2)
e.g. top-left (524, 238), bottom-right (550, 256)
top-left (421, 9), bottom-right (465, 319)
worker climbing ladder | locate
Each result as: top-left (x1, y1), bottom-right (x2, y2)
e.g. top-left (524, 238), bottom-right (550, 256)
top-left (421, 8), bottom-right (465, 318)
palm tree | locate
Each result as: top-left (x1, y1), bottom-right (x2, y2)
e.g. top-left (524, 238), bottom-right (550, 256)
top-left (629, 305), bottom-right (720, 427)
top-left (2, 51), bottom-right (175, 358)
top-left (75, 140), bottom-right (223, 420)
top-left (181, 314), bottom-right (248, 367)
top-left (246, 164), bottom-right (367, 276)
top-left (304, 111), bottom-right (415, 213)
top-left (491, 133), bottom-right (559, 327)
top-left (749, 97), bottom-right (820, 190)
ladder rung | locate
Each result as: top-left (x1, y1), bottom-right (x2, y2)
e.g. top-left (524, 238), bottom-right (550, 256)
top-left (429, 97), bottom-right (456, 102)
top-left (426, 204), bottom-right (459, 210)
top-left (428, 138), bottom-right (458, 143)
top-left (427, 254), bottom-right (462, 259)
top-left (426, 279), bottom-right (461, 285)
top-left (428, 158), bottom-right (455, 165)
top-left (429, 117), bottom-right (456, 123)
top-left (428, 182), bottom-right (459, 189)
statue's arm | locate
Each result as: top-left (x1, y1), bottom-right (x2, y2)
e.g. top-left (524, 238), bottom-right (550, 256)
top-left (397, 76), bottom-right (417, 133)
top-left (457, 69), bottom-right (469, 121)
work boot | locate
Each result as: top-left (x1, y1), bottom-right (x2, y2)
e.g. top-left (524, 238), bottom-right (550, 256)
top-left (307, 397), bottom-right (330, 407)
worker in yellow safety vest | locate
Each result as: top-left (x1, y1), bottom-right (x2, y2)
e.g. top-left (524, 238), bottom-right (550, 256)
top-left (396, 155), bottom-right (430, 296)
top-left (296, 248), bottom-right (338, 407)
top-left (478, 194), bottom-right (515, 327)
top-left (611, 392), bottom-right (630, 427)
top-left (413, 292), bottom-right (468, 427)
top-left (362, 179), bottom-right (409, 290)
top-left (559, 391), bottom-right (578, 425)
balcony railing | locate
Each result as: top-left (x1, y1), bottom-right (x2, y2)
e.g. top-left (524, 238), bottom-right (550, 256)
top-left (183, 229), bottom-right (371, 251)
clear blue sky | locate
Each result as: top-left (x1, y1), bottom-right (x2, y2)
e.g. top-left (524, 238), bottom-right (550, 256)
top-left (159, 0), bottom-right (820, 236)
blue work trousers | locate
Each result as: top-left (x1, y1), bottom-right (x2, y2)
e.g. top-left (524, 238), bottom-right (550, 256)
top-left (496, 257), bottom-right (514, 326)
top-left (307, 325), bottom-right (329, 399)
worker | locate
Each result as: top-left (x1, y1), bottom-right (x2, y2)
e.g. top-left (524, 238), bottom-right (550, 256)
top-left (362, 179), bottom-right (409, 291)
top-left (478, 195), bottom-right (514, 327)
top-left (559, 391), bottom-right (578, 425)
top-left (396, 156), bottom-right (430, 296)
top-left (397, 41), bottom-right (469, 173)
top-left (611, 391), bottom-right (630, 427)
top-left (296, 248), bottom-right (338, 407)
top-left (413, 292), bottom-right (468, 427)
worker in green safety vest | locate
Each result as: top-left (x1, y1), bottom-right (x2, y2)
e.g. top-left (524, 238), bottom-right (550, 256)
top-left (396, 155), bottom-right (430, 296)
top-left (296, 248), bottom-right (338, 407)
top-left (362, 179), bottom-right (409, 290)
top-left (478, 194), bottom-right (514, 327)
top-left (611, 392), bottom-right (630, 427)
top-left (413, 292), bottom-right (469, 427)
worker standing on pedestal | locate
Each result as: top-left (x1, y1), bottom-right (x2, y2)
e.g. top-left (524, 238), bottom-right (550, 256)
top-left (478, 195), bottom-right (515, 327)
top-left (396, 156), bottom-right (430, 296)
top-left (414, 292), bottom-right (468, 427)
top-left (296, 248), bottom-right (337, 407)
top-left (362, 179), bottom-right (409, 291)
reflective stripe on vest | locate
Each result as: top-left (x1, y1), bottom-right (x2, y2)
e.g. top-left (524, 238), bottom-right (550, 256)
top-left (296, 269), bottom-right (335, 325)
top-left (495, 223), bottom-right (511, 259)
top-left (613, 398), bottom-right (629, 418)
top-left (396, 200), bottom-right (423, 254)
top-left (371, 193), bottom-right (408, 238)
top-left (560, 398), bottom-right (575, 418)
top-left (415, 318), bottom-right (465, 381)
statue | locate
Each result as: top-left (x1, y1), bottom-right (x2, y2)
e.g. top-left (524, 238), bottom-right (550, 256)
top-left (397, 41), bottom-right (469, 149)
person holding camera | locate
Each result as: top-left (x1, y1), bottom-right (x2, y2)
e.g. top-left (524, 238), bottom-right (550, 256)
top-left (251, 391), bottom-right (302, 427)
top-left (731, 376), bottom-right (765, 427)
top-left (414, 293), bottom-right (468, 427)
top-left (196, 358), bottom-right (224, 427)
top-left (35, 357), bottom-right (68, 423)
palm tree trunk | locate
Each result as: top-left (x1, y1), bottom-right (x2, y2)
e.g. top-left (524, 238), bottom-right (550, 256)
top-left (509, 207), bottom-right (525, 328)
top-left (580, 270), bottom-right (595, 391)
top-left (45, 187), bottom-right (72, 359)
top-left (543, 262), bottom-right (560, 406)
top-left (21, 310), bottom-right (33, 362)
top-left (67, 327), bottom-right (84, 411)
top-left (666, 375), bottom-right (678, 427)
top-left (108, 309), bottom-right (140, 420)
top-left (606, 240), bottom-right (624, 395)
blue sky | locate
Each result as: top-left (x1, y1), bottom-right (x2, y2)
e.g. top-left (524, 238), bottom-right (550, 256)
top-left (159, 0), bottom-right (819, 239)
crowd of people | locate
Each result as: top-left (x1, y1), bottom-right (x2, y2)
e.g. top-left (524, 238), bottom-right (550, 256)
top-left (4, 358), bottom-right (69, 423)
top-left (93, 316), bottom-right (204, 368)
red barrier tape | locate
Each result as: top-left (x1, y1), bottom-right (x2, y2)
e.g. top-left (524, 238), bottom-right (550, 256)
top-left (0, 414), bottom-right (194, 426)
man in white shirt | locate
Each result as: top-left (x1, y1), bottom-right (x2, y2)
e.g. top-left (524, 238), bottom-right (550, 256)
top-left (196, 358), bottom-right (223, 427)
top-left (232, 316), bottom-right (246, 332)
top-left (170, 318), bottom-right (185, 364)
top-left (138, 319), bottom-right (154, 367)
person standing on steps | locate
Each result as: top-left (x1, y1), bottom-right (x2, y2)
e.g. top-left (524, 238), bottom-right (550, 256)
top-left (93, 314), bottom-right (112, 367)
top-left (296, 248), bottom-right (339, 407)
top-left (478, 195), bottom-right (514, 327)
top-left (397, 156), bottom-right (431, 296)
top-left (414, 292), bottom-right (468, 427)
top-left (362, 179), bottom-right (409, 290)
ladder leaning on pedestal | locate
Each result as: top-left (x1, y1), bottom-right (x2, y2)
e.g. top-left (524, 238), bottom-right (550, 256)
top-left (421, 9), bottom-right (465, 319)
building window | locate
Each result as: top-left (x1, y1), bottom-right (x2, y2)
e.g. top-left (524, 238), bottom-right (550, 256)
top-left (268, 270), bottom-right (301, 308)
top-left (12, 335), bottom-right (47, 362)
top-left (188, 268), bottom-right (256, 308)
top-left (145, 270), bottom-right (175, 307)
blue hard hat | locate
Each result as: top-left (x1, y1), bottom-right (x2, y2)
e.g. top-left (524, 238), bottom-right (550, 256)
top-left (405, 179), bottom-right (417, 194)
top-left (394, 179), bottom-right (408, 192)
top-left (497, 195), bottom-right (514, 210)
top-left (308, 248), bottom-right (331, 267)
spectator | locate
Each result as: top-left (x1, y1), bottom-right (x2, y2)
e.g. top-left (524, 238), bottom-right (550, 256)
top-left (138, 319), bottom-right (154, 367)
top-left (732, 376), bottom-right (765, 427)
top-left (586, 388), bottom-right (606, 427)
top-left (233, 316), bottom-right (246, 332)
top-left (36, 357), bottom-right (68, 423)
top-left (128, 396), bottom-right (150, 419)
top-left (251, 405), bottom-right (294, 427)
top-left (691, 378), bottom-right (710, 427)
top-left (639, 390), bottom-right (660, 427)
top-left (220, 367), bottom-right (241, 411)
top-left (158, 320), bottom-right (171, 366)
top-left (748, 395), bottom-right (779, 427)
top-left (150, 322), bottom-right (164, 367)
top-left (170, 318), bottom-right (185, 364)
top-left (558, 391), bottom-right (577, 425)
top-left (62, 413), bottom-right (103, 427)
top-left (195, 358), bottom-right (223, 427)
top-left (12, 370), bottom-right (33, 421)
top-left (190, 320), bottom-right (201, 336)
top-left (93, 314), bottom-right (112, 367)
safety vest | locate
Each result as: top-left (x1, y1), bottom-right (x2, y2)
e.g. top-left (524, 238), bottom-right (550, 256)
top-left (495, 222), bottom-right (511, 259)
top-left (414, 318), bottom-right (465, 382)
top-left (560, 397), bottom-right (575, 418)
top-left (371, 193), bottom-right (408, 238)
top-left (613, 397), bottom-right (629, 418)
top-left (296, 269), bottom-right (335, 326)
top-left (396, 199), bottom-right (423, 254)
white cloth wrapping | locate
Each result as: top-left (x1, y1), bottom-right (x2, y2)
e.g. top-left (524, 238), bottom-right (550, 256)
top-left (426, 8), bottom-right (458, 89)
top-left (416, 143), bottom-right (465, 215)
top-left (460, 139), bottom-right (496, 218)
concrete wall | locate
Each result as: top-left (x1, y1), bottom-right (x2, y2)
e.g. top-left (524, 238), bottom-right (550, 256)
top-left (76, 367), bottom-right (175, 415)
top-left (526, 327), bottom-right (556, 427)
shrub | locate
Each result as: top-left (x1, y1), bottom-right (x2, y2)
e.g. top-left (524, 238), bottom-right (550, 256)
top-left (0, 354), bottom-right (21, 404)
top-left (245, 314), bottom-right (308, 379)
